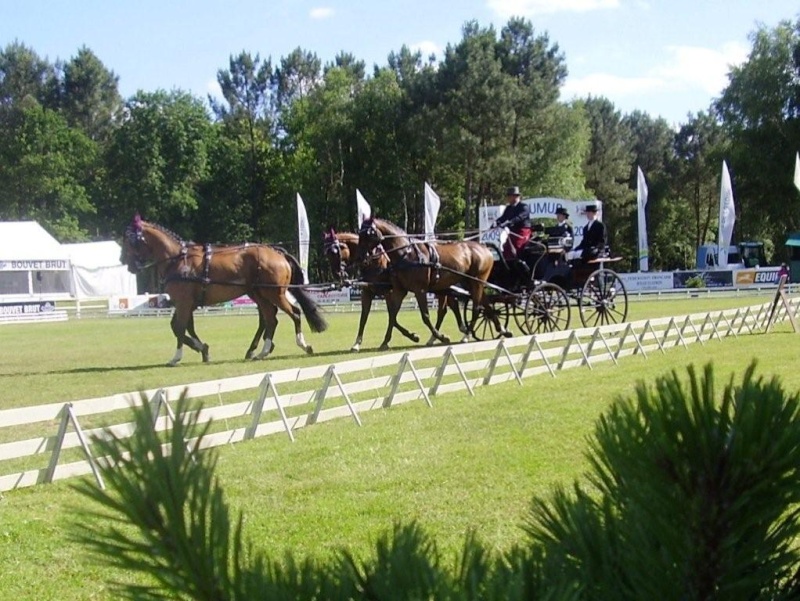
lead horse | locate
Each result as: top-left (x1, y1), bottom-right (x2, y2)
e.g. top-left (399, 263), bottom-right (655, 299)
top-left (121, 216), bottom-right (327, 365)
top-left (323, 229), bottom-right (467, 351)
top-left (358, 217), bottom-right (509, 346)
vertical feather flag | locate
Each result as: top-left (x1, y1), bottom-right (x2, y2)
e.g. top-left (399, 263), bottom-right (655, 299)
top-left (356, 189), bottom-right (371, 228)
top-left (424, 182), bottom-right (441, 241)
top-left (296, 193), bottom-right (310, 284)
top-left (718, 161), bottom-right (736, 268)
top-left (636, 166), bottom-right (649, 272)
top-left (794, 152), bottom-right (800, 193)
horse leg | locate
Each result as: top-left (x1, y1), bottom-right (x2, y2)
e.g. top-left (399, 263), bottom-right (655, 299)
top-left (447, 295), bottom-right (470, 343)
top-left (275, 292), bottom-right (313, 355)
top-left (427, 294), bottom-right (449, 346)
top-left (378, 288), bottom-right (407, 351)
top-left (252, 302), bottom-right (278, 360)
top-left (415, 291), bottom-right (451, 345)
top-left (244, 300), bottom-right (266, 360)
top-left (169, 307), bottom-right (208, 366)
top-left (351, 289), bottom-right (374, 352)
top-left (386, 287), bottom-right (420, 345)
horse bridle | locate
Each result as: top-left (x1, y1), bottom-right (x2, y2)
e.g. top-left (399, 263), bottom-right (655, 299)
top-left (323, 235), bottom-right (349, 280)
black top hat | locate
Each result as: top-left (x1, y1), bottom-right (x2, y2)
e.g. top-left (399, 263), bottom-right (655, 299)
top-left (555, 206), bottom-right (569, 217)
top-left (505, 186), bottom-right (521, 196)
top-left (585, 204), bottom-right (598, 212)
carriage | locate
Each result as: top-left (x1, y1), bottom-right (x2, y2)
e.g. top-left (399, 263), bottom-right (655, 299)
top-left (465, 226), bottom-right (629, 340)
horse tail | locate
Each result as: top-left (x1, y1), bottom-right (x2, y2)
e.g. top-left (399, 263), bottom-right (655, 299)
top-left (284, 251), bottom-right (328, 333)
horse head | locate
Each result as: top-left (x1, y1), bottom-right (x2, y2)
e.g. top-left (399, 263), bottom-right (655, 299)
top-left (322, 227), bottom-right (348, 280)
top-left (121, 214), bottom-right (149, 274)
top-left (358, 217), bottom-right (383, 257)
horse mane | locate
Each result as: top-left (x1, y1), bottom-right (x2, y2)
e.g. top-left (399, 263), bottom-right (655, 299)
top-left (371, 217), bottom-right (407, 238)
top-left (141, 220), bottom-right (188, 244)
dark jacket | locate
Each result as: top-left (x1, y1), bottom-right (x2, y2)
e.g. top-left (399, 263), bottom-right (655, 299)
top-left (576, 219), bottom-right (606, 259)
top-left (496, 202), bottom-right (531, 230)
top-left (547, 221), bottom-right (574, 239)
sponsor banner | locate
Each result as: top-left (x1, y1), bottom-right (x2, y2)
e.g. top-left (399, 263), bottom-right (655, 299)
top-left (109, 294), bottom-right (170, 313)
top-left (673, 270), bottom-right (733, 289)
top-left (308, 288), bottom-right (351, 305)
top-left (618, 272), bottom-right (672, 292)
top-left (734, 268), bottom-right (781, 286)
top-left (0, 301), bottom-right (57, 316)
top-left (0, 259), bottom-right (70, 271)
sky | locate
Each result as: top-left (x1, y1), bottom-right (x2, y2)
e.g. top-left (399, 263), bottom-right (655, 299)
top-left (2, 0), bottom-right (798, 127)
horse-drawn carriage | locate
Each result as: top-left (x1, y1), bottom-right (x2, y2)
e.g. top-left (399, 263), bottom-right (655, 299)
top-left (465, 226), bottom-right (629, 340)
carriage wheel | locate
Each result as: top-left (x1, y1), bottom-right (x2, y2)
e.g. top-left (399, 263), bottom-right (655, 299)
top-left (465, 298), bottom-right (510, 341)
top-left (521, 283), bottom-right (571, 334)
top-left (579, 269), bottom-right (628, 327)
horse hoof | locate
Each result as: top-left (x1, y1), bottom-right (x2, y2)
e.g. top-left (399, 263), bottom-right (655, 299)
top-left (410, 334), bottom-right (420, 343)
top-left (425, 337), bottom-right (436, 347)
top-left (305, 346), bottom-right (314, 355)
top-left (441, 336), bottom-right (452, 345)
top-left (166, 361), bottom-right (178, 367)
top-left (502, 331), bottom-right (513, 338)
top-left (379, 344), bottom-right (389, 352)
top-left (350, 346), bottom-right (361, 353)
top-left (201, 344), bottom-right (210, 362)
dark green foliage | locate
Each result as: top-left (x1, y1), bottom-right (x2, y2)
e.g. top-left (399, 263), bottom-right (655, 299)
top-left (72, 363), bottom-right (800, 599)
top-left (527, 362), bottom-right (800, 600)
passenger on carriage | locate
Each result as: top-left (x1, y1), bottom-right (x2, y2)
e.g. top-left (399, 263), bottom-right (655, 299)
top-left (550, 206), bottom-right (574, 239)
top-left (573, 204), bottom-right (607, 262)
top-left (493, 186), bottom-right (531, 260)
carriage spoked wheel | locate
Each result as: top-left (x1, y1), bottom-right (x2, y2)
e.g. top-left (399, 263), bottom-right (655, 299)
top-left (465, 297), bottom-right (511, 341)
top-left (578, 268), bottom-right (628, 327)
top-left (521, 283), bottom-right (571, 334)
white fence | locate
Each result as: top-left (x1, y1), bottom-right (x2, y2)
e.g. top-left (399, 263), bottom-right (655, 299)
top-left (1, 298), bottom-right (797, 493)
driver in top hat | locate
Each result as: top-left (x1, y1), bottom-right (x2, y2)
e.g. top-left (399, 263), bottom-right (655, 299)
top-left (493, 186), bottom-right (532, 260)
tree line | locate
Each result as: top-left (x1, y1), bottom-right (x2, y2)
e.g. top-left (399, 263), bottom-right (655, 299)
top-left (1, 16), bottom-right (799, 273)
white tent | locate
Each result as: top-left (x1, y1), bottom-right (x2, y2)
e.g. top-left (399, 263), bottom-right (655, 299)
top-left (0, 221), bottom-right (136, 300)
top-left (64, 241), bottom-right (137, 299)
top-left (0, 221), bottom-right (71, 299)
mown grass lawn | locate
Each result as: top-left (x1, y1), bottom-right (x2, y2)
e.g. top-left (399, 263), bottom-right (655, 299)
top-left (0, 293), bottom-right (795, 600)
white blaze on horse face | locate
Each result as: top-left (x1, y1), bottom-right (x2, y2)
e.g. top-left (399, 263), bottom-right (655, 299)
top-left (168, 348), bottom-right (183, 366)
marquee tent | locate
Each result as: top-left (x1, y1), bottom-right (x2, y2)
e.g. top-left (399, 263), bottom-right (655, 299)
top-left (0, 221), bottom-right (136, 300)
top-left (64, 241), bottom-right (137, 299)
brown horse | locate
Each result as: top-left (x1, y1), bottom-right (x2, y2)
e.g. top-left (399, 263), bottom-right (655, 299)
top-left (323, 229), bottom-right (468, 351)
top-left (121, 215), bottom-right (327, 365)
top-left (358, 217), bottom-right (508, 346)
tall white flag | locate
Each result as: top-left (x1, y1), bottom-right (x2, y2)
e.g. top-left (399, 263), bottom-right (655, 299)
top-left (356, 189), bottom-right (371, 228)
top-left (296, 193), bottom-right (310, 284)
top-left (636, 166), bottom-right (649, 272)
top-left (718, 160), bottom-right (736, 268)
top-left (424, 182), bottom-right (441, 241)
top-left (794, 152), bottom-right (800, 193)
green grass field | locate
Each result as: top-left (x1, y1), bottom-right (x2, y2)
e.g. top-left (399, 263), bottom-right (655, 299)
top-left (0, 293), bottom-right (797, 600)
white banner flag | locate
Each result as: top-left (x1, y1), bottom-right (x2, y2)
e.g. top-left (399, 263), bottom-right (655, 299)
top-left (636, 166), bottom-right (649, 272)
top-left (423, 182), bottom-right (441, 241)
top-left (296, 193), bottom-right (310, 284)
top-left (356, 189), bottom-right (371, 227)
top-left (794, 152), bottom-right (800, 193)
top-left (718, 160), bottom-right (736, 268)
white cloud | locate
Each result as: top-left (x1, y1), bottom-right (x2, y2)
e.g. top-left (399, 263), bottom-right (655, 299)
top-left (309, 7), bottom-right (334, 19)
top-left (562, 72), bottom-right (665, 98)
top-left (206, 78), bottom-right (222, 99)
top-left (653, 42), bottom-right (748, 95)
top-left (487, 0), bottom-right (619, 18)
top-left (410, 40), bottom-right (441, 59)
top-left (562, 41), bottom-right (749, 101)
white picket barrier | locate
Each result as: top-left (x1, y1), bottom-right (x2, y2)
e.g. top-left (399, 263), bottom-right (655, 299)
top-left (0, 297), bottom-right (797, 493)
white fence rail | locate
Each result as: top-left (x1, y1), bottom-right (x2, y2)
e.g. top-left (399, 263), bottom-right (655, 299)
top-left (1, 298), bottom-right (797, 493)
